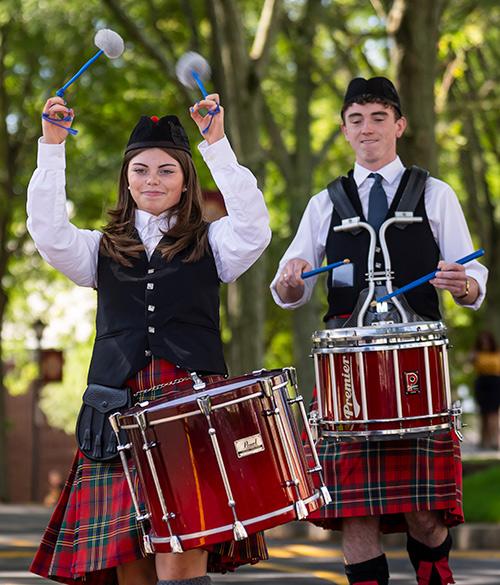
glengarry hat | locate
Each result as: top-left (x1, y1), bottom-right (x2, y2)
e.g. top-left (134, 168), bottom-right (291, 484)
top-left (125, 115), bottom-right (191, 155)
top-left (342, 77), bottom-right (402, 116)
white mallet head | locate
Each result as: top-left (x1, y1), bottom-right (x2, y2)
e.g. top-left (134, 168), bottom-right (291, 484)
top-left (176, 51), bottom-right (211, 89)
top-left (94, 29), bottom-right (124, 59)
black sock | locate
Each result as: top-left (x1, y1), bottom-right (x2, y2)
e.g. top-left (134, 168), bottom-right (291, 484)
top-left (407, 532), bottom-right (454, 585)
top-left (344, 553), bottom-right (389, 585)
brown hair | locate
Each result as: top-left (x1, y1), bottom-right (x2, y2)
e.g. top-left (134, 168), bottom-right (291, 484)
top-left (100, 147), bottom-right (209, 267)
top-left (341, 96), bottom-right (402, 122)
top-left (474, 330), bottom-right (498, 353)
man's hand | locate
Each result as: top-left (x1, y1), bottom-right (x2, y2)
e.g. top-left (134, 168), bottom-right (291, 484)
top-left (430, 261), bottom-right (478, 304)
top-left (276, 258), bottom-right (312, 304)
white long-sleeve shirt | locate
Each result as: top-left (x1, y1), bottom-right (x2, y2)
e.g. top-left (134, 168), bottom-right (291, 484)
top-left (270, 156), bottom-right (488, 310)
top-left (27, 136), bottom-right (271, 287)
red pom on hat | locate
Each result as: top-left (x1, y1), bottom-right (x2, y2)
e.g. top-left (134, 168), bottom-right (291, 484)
top-left (150, 115), bottom-right (159, 123)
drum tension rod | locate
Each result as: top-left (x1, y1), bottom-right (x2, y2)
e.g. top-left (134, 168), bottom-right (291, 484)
top-left (135, 411), bottom-right (184, 553)
top-left (197, 395), bottom-right (249, 542)
top-left (110, 413), bottom-right (155, 554)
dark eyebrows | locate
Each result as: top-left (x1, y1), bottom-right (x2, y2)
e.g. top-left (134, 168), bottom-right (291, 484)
top-left (130, 162), bottom-right (177, 168)
top-left (347, 110), bottom-right (389, 122)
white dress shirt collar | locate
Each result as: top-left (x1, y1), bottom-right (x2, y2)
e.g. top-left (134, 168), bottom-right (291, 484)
top-left (353, 156), bottom-right (405, 187)
top-left (134, 209), bottom-right (170, 233)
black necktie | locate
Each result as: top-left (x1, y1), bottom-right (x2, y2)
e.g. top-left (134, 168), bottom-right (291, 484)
top-left (367, 173), bottom-right (388, 231)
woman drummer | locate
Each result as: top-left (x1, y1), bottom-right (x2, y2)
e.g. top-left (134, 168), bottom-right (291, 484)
top-left (27, 94), bottom-right (271, 585)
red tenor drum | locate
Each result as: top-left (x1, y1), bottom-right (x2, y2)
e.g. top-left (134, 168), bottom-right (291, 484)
top-left (311, 321), bottom-right (461, 440)
top-left (110, 368), bottom-right (330, 554)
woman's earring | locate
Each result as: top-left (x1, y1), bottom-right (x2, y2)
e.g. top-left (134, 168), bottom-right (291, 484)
top-left (182, 186), bottom-right (187, 192)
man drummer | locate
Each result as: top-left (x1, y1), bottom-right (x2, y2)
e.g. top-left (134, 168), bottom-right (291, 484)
top-left (270, 77), bottom-right (488, 585)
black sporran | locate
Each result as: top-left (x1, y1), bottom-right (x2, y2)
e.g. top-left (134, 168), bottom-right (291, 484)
top-left (76, 384), bottom-right (132, 462)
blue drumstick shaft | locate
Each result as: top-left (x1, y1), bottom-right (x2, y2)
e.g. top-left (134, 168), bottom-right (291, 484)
top-left (191, 70), bottom-right (209, 98)
top-left (302, 259), bottom-right (350, 279)
top-left (376, 248), bottom-right (485, 303)
top-left (56, 50), bottom-right (104, 97)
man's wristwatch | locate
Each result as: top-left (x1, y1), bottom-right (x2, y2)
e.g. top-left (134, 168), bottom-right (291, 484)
top-left (455, 278), bottom-right (470, 300)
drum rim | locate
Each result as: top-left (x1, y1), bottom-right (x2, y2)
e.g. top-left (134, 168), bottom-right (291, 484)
top-left (311, 338), bottom-right (448, 354)
top-left (320, 422), bottom-right (452, 438)
top-left (312, 320), bottom-right (447, 345)
top-left (148, 490), bottom-right (322, 546)
top-left (119, 369), bottom-right (288, 421)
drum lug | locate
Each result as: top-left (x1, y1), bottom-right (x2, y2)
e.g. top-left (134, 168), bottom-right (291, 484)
top-left (233, 520), bottom-right (248, 541)
top-left (307, 465), bottom-right (322, 474)
top-left (295, 499), bottom-right (308, 520)
top-left (170, 535), bottom-right (184, 553)
top-left (136, 411), bottom-right (149, 431)
top-left (287, 395), bottom-right (304, 406)
top-left (319, 485), bottom-right (332, 506)
top-left (260, 378), bottom-right (274, 398)
top-left (283, 366), bottom-right (298, 389)
top-left (451, 401), bottom-right (464, 441)
top-left (143, 440), bottom-right (158, 451)
top-left (197, 395), bottom-right (212, 415)
top-left (143, 534), bottom-right (154, 554)
top-left (109, 412), bottom-right (121, 434)
top-left (190, 371), bottom-right (206, 391)
top-left (308, 410), bottom-right (320, 442)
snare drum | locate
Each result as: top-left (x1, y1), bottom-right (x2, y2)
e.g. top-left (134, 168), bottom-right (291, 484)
top-left (311, 321), bottom-right (460, 440)
top-left (111, 369), bottom-right (330, 553)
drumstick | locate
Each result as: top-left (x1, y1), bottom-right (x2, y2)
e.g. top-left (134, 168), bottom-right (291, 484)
top-left (302, 258), bottom-right (350, 279)
top-left (374, 248), bottom-right (485, 304)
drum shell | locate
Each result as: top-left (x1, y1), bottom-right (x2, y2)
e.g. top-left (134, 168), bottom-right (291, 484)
top-left (312, 322), bottom-right (453, 439)
top-left (119, 371), bottom-right (321, 552)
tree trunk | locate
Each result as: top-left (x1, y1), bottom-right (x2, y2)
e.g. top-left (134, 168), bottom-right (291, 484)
top-left (0, 293), bottom-right (7, 501)
top-left (391, 0), bottom-right (444, 174)
top-left (0, 26), bottom-right (13, 501)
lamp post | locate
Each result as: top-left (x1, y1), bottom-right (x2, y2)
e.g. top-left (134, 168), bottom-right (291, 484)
top-left (31, 319), bottom-right (46, 502)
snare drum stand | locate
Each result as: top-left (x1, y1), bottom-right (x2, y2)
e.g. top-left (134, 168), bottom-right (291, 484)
top-left (334, 212), bottom-right (423, 327)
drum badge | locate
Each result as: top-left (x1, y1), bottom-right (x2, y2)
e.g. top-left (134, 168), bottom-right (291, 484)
top-left (341, 355), bottom-right (361, 419)
top-left (404, 371), bottom-right (420, 394)
top-left (235, 433), bottom-right (265, 458)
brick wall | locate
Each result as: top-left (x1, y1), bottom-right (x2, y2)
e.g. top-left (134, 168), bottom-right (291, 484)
top-left (6, 387), bottom-right (75, 503)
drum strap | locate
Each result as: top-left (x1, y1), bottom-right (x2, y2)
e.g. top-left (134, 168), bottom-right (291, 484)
top-left (327, 166), bottom-right (429, 233)
top-left (345, 553), bottom-right (389, 585)
top-left (327, 177), bottom-right (363, 235)
top-left (394, 165), bottom-right (430, 230)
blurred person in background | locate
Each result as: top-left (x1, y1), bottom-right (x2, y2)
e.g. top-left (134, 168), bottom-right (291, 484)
top-left (472, 330), bottom-right (500, 450)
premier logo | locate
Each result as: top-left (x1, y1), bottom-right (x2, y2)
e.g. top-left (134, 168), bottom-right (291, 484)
top-left (341, 355), bottom-right (361, 419)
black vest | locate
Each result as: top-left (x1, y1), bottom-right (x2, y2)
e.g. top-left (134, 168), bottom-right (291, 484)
top-left (87, 234), bottom-right (227, 386)
top-left (325, 169), bottom-right (441, 322)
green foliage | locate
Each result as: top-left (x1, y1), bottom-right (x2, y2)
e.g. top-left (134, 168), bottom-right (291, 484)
top-left (463, 465), bottom-right (500, 523)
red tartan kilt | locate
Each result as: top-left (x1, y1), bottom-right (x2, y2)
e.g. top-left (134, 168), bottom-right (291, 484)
top-left (306, 387), bottom-right (464, 532)
top-left (30, 359), bottom-right (268, 585)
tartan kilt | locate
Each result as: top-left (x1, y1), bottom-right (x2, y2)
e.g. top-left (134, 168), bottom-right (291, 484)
top-left (30, 359), bottom-right (268, 585)
top-left (307, 388), bottom-right (464, 533)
